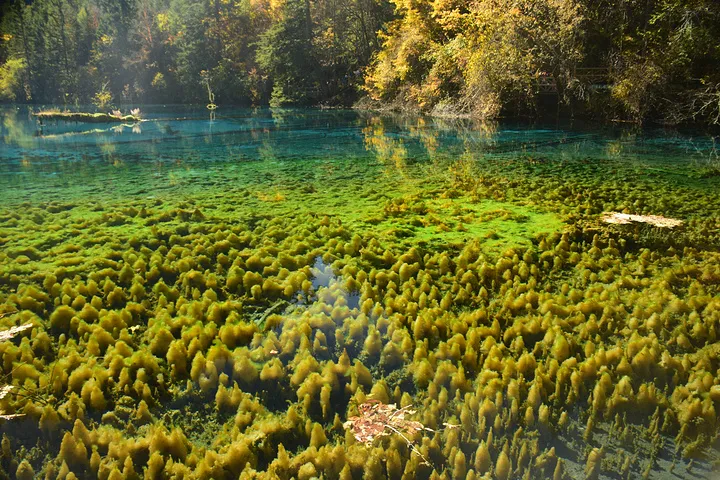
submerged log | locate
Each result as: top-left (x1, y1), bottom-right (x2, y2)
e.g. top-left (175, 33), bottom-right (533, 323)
top-left (33, 112), bottom-right (141, 123)
top-left (601, 211), bottom-right (684, 228)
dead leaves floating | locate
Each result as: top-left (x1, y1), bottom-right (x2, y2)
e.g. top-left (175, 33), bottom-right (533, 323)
top-left (344, 400), bottom-right (425, 444)
top-left (344, 400), bottom-right (458, 465)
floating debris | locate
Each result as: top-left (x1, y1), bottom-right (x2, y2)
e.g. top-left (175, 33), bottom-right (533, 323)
top-left (33, 111), bottom-right (141, 123)
top-left (344, 401), bottom-right (426, 445)
top-left (344, 400), bottom-right (435, 465)
top-left (0, 323), bottom-right (32, 341)
top-left (601, 212), bottom-right (684, 228)
top-left (0, 374), bottom-right (25, 420)
top-left (0, 385), bottom-right (13, 400)
top-left (0, 413), bottom-right (24, 421)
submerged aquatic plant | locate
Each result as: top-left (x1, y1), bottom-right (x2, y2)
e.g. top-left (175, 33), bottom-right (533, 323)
top-left (1, 112), bottom-right (720, 477)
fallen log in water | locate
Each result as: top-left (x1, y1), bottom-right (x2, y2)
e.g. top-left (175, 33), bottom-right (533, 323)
top-left (33, 111), bottom-right (141, 123)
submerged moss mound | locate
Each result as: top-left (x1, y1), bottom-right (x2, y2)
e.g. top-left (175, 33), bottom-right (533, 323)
top-left (0, 148), bottom-right (719, 479)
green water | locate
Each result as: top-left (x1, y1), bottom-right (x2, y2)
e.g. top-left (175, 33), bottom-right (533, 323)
top-left (0, 106), bottom-right (719, 479)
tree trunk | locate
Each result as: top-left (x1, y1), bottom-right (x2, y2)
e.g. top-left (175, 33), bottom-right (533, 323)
top-left (304, 0), bottom-right (312, 40)
top-left (53, 0), bottom-right (71, 75)
top-left (15, 4), bottom-right (34, 100)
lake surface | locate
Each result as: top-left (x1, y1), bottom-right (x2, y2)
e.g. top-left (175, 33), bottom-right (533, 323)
top-left (0, 106), bottom-right (719, 479)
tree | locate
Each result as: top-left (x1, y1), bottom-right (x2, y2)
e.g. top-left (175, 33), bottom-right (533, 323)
top-left (125, 0), bottom-right (173, 103)
top-left (0, 58), bottom-right (27, 101)
top-left (256, 0), bottom-right (318, 106)
top-left (365, 0), bottom-right (585, 118)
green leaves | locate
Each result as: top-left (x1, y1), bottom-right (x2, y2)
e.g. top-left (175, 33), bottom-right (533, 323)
top-left (0, 58), bottom-right (26, 101)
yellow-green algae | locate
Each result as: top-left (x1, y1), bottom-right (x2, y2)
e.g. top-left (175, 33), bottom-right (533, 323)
top-left (1, 118), bottom-right (720, 479)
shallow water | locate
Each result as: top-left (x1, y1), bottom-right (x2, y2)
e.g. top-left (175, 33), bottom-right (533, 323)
top-left (0, 106), bottom-right (719, 479)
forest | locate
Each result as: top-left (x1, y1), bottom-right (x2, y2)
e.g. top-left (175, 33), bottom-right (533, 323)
top-left (1, 0), bottom-right (720, 125)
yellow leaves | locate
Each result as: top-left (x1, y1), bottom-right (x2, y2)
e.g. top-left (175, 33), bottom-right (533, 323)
top-left (92, 89), bottom-right (113, 110)
top-left (268, 0), bottom-right (286, 16)
top-left (391, 0), bottom-right (423, 14)
top-left (313, 27), bottom-right (336, 52)
top-left (431, 0), bottom-right (470, 32)
top-left (151, 72), bottom-right (166, 88)
top-left (367, 0), bottom-right (586, 117)
top-left (156, 13), bottom-right (169, 31)
top-left (610, 59), bottom-right (663, 118)
top-left (409, 79), bottom-right (440, 110)
top-left (363, 122), bottom-right (409, 175)
top-left (1, 34), bottom-right (13, 42)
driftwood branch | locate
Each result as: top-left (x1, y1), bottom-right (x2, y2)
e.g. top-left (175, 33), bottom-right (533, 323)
top-left (33, 112), bottom-right (141, 123)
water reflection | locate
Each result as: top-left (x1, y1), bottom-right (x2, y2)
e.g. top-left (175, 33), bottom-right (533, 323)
top-left (295, 257), bottom-right (361, 317)
top-left (0, 107), bottom-right (35, 149)
top-left (362, 117), bottom-right (409, 178)
top-left (0, 106), bottom-right (718, 206)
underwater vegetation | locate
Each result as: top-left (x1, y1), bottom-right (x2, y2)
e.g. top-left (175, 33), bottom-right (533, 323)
top-left (1, 115), bottom-right (720, 479)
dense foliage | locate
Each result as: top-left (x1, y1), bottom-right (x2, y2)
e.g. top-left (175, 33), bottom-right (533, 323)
top-left (364, 0), bottom-right (720, 123)
top-left (0, 0), bottom-right (392, 106)
top-left (1, 0), bottom-right (720, 124)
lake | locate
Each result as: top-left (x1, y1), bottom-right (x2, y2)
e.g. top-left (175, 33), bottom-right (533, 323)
top-left (1, 105), bottom-right (719, 479)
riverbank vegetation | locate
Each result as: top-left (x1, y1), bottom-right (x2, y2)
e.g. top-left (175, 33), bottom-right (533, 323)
top-left (362, 0), bottom-right (720, 125)
top-left (1, 0), bottom-right (719, 121)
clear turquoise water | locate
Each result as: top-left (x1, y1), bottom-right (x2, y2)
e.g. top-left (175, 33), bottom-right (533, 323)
top-left (2, 105), bottom-right (718, 206)
top-left (1, 106), bottom-right (720, 479)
